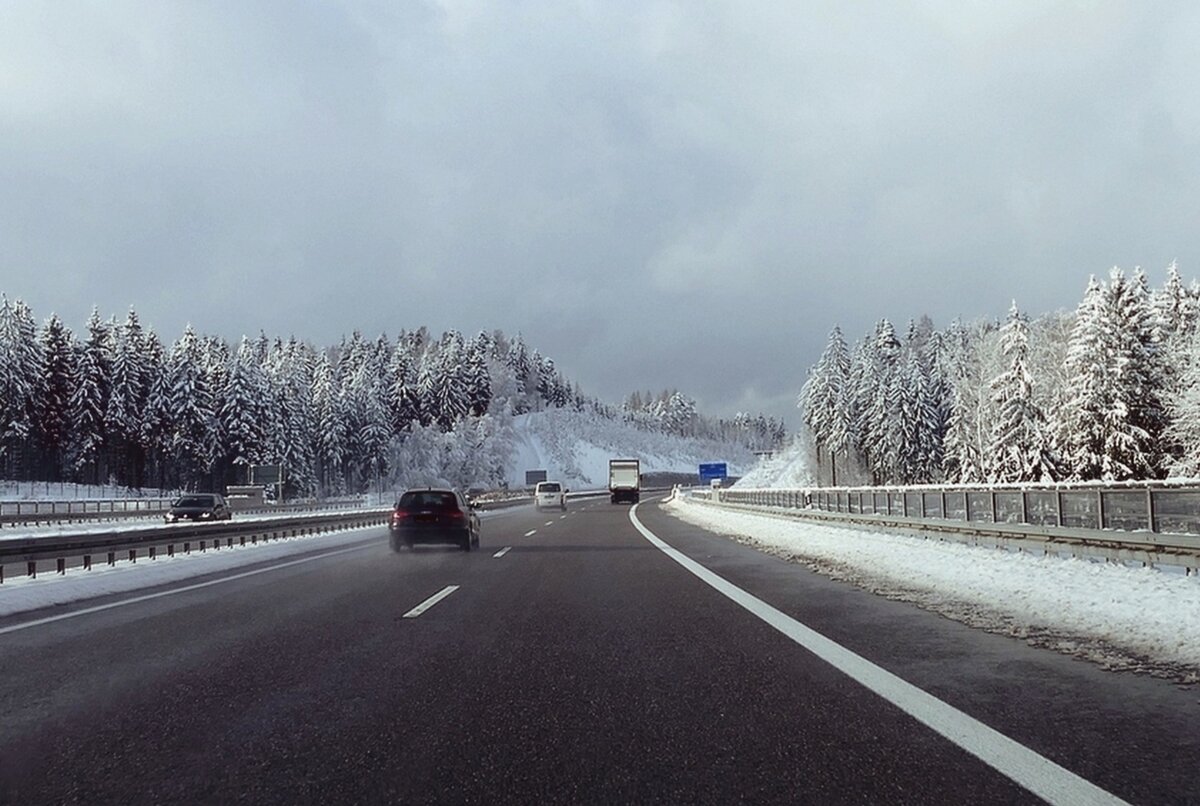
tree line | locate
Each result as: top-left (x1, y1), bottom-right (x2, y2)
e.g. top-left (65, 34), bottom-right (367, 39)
top-left (799, 264), bottom-right (1200, 486)
top-left (0, 298), bottom-right (782, 495)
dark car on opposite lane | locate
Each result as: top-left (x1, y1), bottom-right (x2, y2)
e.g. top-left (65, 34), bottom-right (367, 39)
top-left (389, 488), bottom-right (480, 552)
top-left (165, 493), bottom-right (232, 523)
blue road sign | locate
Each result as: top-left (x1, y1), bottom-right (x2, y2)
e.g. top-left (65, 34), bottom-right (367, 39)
top-left (698, 463), bottom-right (728, 482)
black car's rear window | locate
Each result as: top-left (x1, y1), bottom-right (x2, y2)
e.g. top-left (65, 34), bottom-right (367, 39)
top-left (398, 491), bottom-right (458, 509)
top-left (174, 496), bottom-right (214, 507)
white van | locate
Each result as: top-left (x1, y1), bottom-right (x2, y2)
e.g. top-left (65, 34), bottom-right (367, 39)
top-left (534, 481), bottom-right (567, 510)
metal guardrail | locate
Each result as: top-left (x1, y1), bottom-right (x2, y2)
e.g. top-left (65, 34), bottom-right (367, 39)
top-left (0, 509), bottom-right (392, 584)
top-left (0, 498), bottom-right (177, 525)
top-left (0, 496), bottom-right (370, 528)
top-left (691, 483), bottom-right (1200, 573)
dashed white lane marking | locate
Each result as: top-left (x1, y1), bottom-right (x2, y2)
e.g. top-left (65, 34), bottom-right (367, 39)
top-left (544, 521), bottom-right (554, 526)
top-left (524, 530), bottom-right (537, 537)
top-left (493, 547), bottom-right (512, 558)
top-left (0, 543), bottom-right (375, 637)
top-left (628, 505), bottom-right (1127, 806)
top-left (402, 585), bottom-right (460, 619)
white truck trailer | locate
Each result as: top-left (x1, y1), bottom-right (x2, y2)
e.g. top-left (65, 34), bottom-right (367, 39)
top-left (608, 459), bottom-right (641, 504)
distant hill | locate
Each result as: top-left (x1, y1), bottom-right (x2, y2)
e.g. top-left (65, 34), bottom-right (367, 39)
top-left (505, 409), bottom-right (756, 489)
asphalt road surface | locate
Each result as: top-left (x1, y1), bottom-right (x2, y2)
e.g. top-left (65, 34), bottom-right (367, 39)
top-left (0, 495), bottom-right (1196, 804)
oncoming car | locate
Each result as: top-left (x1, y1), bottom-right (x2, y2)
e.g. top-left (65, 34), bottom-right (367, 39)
top-left (534, 481), bottom-right (567, 511)
top-left (389, 488), bottom-right (481, 552)
top-left (165, 493), bottom-right (232, 523)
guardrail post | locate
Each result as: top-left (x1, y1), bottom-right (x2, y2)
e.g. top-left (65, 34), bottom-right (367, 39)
top-left (941, 491), bottom-right (947, 520)
top-left (107, 551), bottom-right (115, 566)
top-left (129, 549), bottom-right (137, 563)
top-left (168, 544), bottom-right (174, 557)
top-left (1055, 490), bottom-right (1064, 527)
top-left (184, 542), bottom-right (190, 554)
top-left (990, 491), bottom-right (997, 523)
top-left (1096, 490), bottom-right (1105, 530)
top-left (57, 558), bottom-right (65, 575)
top-left (83, 555), bottom-right (91, 571)
top-left (1147, 489), bottom-right (1157, 533)
top-left (200, 540), bottom-right (206, 552)
top-left (149, 546), bottom-right (157, 560)
top-left (27, 561), bottom-right (36, 578)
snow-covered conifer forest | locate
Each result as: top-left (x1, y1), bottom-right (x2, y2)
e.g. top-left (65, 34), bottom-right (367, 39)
top-left (797, 264), bottom-right (1200, 487)
top-left (0, 299), bottom-right (783, 495)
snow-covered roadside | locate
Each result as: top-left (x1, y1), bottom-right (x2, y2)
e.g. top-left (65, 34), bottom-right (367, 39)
top-left (665, 496), bottom-right (1200, 680)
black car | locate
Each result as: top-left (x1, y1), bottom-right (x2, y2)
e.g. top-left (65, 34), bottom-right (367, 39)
top-left (165, 493), bottom-right (232, 523)
top-left (389, 489), bottom-right (480, 552)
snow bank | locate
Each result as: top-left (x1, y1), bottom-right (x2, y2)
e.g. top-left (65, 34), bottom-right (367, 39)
top-left (666, 496), bottom-right (1200, 678)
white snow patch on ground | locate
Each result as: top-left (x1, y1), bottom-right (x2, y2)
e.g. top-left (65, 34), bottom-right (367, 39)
top-left (667, 496), bottom-right (1200, 680)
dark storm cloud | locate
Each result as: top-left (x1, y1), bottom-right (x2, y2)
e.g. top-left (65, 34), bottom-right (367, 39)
top-left (3, 1), bottom-right (1200, 425)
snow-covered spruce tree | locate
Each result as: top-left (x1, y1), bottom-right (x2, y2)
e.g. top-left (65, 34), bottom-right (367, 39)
top-left (430, 332), bottom-right (469, 431)
top-left (168, 325), bottom-right (218, 489)
top-left (1057, 270), bottom-right (1159, 481)
top-left (985, 302), bottom-right (1057, 483)
top-left (897, 347), bottom-right (939, 484)
top-left (218, 336), bottom-right (268, 482)
top-left (0, 296), bottom-right (41, 477)
top-left (386, 336), bottom-right (420, 434)
top-left (311, 353), bottom-right (348, 495)
top-left (1118, 269), bottom-right (1169, 477)
top-left (844, 337), bottom-right (874, 479)
top-left (505, 335), bottom-right (533, 414)
top-left (277, 339), bottom-right (317, 497)
top-left (67, 309), bottom-right (111, 483)
top-left (105, 308), bottom-right (150, 487)
top-left (801, 325), bottom-right (851, 485)
top-left (34, 314), bottom-right (75, 480)
top-left (139, 329), bottom-right (174, 489)
top-left (1059, 276), bottom-right (1111, 480)
top-left (1164, 323), bottom-right (1200, 477)
top-left (465, 333), bottom-right (493, 417)
top-left (920, 329), bottom-right (950, 482)
top-left (865, 320), bottom-right (903, 484)
top-left (940, 320), bottom-right (984, 483)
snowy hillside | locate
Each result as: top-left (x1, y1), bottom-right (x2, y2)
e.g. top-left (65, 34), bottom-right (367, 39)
top-left (504, 409), bottom-right (756, 489)
top-left (732, 434), bottom-right (818, 489)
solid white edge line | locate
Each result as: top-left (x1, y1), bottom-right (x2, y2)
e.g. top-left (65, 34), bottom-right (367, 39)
top-left (493, 546), bottom-right (512, 558)
top-left (629, 504), bottom-right (1126, 806)
top-left (0, 542), bottom-right (376, 637)
top-left (401, 585), bottom-right (460, 619)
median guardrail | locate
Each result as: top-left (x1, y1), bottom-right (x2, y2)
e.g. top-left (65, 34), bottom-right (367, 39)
top-left (689, 481), bottom-right (1200, 574)
top-left (0, 508), bottom-right (391, 584)
top-left (0, 496), bottom-right (370, 528)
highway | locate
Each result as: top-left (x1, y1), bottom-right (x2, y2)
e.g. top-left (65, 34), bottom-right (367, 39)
top-left (0, 495), bottom-right (1196, 804)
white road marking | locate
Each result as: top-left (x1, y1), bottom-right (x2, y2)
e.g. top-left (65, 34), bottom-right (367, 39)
top-left (628, 505), bottom-right (1127, 806)
top-left (0, 543), bottom-right (375, 637)
top-left (402, 585), bottom-right (460, 619)
top-left (544, 521), bottom-right (554, 526)
top-left (524, 530), bottom-right (537, 537)
top-left (493, 546), bottom-right (512, 558)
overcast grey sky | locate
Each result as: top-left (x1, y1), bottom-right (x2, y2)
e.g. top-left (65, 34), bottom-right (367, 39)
top-left (3, 2), bottom-right (1199, 425)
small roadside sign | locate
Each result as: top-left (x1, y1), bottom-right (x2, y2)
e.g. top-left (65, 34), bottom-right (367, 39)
top-left (699, 463), bottom-right (728, 483)
top-left (525, 469), bottom-right (548, 486)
